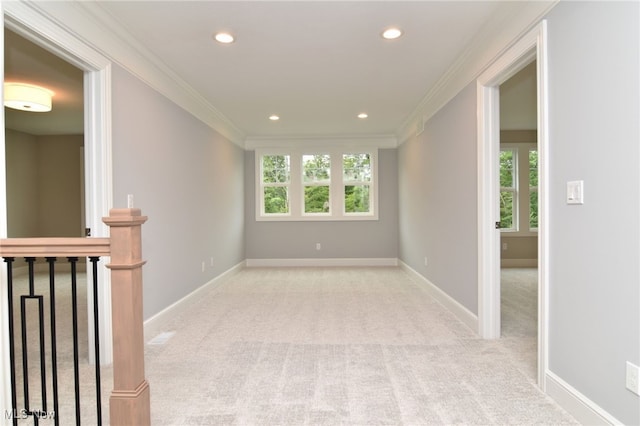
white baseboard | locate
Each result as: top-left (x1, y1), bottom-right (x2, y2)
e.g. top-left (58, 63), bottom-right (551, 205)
top-left (143, 260), bottom-right (245, 340)
top-left (501, 258), bottom-right (538, 268)
top-left (545, 371), bottom-right (622, 425)
top-left (399, 260), bottom-right (478, 333)
top-left (245, 258), bottom-right (398, 267)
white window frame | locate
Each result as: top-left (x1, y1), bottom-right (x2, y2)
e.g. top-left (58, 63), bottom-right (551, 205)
top-left (258, 153), bottom-right (291, 218)
top-left (500, 143), bottom-right (538, 236)
top-left (499, 147), bottom-right (518, 232)
top-left (301, 153), bottom-right (332, 217)
top-left (528, 147), bottom-right (539, 232)
top-left (256, 148), bottom-right (378, 221)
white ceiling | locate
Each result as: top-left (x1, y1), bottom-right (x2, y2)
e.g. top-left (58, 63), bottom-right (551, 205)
top-left (4, 1), bottom-right (540, 140)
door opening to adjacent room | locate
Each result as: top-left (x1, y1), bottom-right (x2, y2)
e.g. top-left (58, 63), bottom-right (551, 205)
top-left (477, 22), bottom-right (549, 388)
top-left (1, 7), bottom-right (113, 416)
top-left (498, 61), bottom-right (539, 381)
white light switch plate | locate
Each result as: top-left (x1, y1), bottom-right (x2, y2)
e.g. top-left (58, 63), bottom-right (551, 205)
top-left (567, 180), bottom-right (584, 204)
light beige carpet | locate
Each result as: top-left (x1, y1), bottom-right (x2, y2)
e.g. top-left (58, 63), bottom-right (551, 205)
top-left (142, 266), bottom-right (576, 425)
top-left (501, 267), bottom-right (539, 381)
top-left (8, 266), bottom-right (575, 425)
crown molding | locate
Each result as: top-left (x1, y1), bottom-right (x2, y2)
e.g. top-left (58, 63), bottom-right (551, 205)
top-left (16, 1), bottom-right (246, 148)
top-left (10, 1), bottom-right (557, 151)
top-left (395, 1), bottom-right (558, 146)
top-left (245, 134), bottom-right (397, 151)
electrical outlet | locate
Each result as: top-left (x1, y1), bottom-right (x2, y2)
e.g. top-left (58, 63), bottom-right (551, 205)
top-left (201, 261), bottom-right (205, 272)
top-left (210, 257), bottom-right (214, 267)
top-left (627, 361), bottom-right (640, 395)
top-left (316, 243), bottom-right (321, 250)
top-left (502, 242), bottom-right (508, 251)
top-left (424, 257), bottom-right (428, 266)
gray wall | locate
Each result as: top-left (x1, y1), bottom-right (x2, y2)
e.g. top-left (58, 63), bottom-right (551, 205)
top-left (398, 83), bottom-right (478, 314)
top-left (398, 2), bottom-right (639, 422)
top-left (5, 129), bottom-right (38, 237)
top-left (5, 130), bottom-right (83, 238)
top-left (545, 2), bottom-right (639, 424)
top-left (111, 65), bottom-right (245, 319)
top-left (244, 149), bottom-right (398, 259)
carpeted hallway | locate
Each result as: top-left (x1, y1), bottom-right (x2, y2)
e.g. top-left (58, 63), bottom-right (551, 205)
top-left (142, 266), bottom-right (576, 425)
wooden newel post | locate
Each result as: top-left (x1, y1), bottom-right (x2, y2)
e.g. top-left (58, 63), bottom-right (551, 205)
top-left (103, 208), bottom-right (150, 425)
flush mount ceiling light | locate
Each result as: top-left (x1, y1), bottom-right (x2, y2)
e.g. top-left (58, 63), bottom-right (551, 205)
top-left (214, 32), bottom-right (235, 44)
top-left (357, 113), bottom-right (369, 119)
top-left (381, 27), bottom-right (403, 40)
top-left (4, 82), bottom-right (53, 112)
top-left (269, 115), bottom-right (280, 121)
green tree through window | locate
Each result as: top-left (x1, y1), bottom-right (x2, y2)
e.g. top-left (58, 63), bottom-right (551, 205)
top-left (499, 149), bottom-right (516, 230)
top-left (262, 154), bottom-right (290, 214)
top-left (529, 149), bottom-right (538, 229)
top-left (303, 154), bottom-right (330, 213)
top-left (343, 153), bottom-right (371, 213)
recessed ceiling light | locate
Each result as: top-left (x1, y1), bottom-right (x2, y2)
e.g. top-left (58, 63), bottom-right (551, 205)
top-left (269, 115), bottom-right (280, 121)
top-left (382, 27), bottom-right (403, 40)
top-left (214, 32), bottom-right (235, 44)
top-left (358, 113), bottom-right (368, 119)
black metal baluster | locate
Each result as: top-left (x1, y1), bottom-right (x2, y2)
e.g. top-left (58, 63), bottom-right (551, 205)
top-left (21, 257), bottom-right (35, 424)
top-left (68, 257), bottom-right (81, 426)
top-left (47, 257), bottom-right (60, 426)
top-left (19, 257), bottom-right (49, 425)
top-left (90, 257), bottom-right (103, 426)
top-left (4, 257), bottom-right (18, 426)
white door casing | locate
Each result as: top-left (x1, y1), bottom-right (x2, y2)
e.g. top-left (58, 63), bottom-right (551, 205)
top-left (476, 21), bottom-right (549, 388)
top-left (0, 2), bottom-right (113, 420)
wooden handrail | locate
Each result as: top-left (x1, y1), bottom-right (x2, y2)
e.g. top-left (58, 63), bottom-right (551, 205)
top-left (0, 237), bottom-right (110, 257)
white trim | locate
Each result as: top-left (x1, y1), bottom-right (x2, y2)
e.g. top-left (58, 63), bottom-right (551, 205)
top-left (536, 20), bottom-right (551, 392)
top-left (4, 1), bottom-right (114, 367)
top-left (396, 1), bottom-right (557, 145)
top-left (545, 371), bottom-right (622, 426)
top-left (399, 261), bottom-right (478, 333)
top-left (246, 258), bottom-right (398, 268)
top-left (246, 135), bottom-right (397, 150)
top-left (29, 1), bottom-right (245, 147)
top-left (143, 261), bottom-right (245, 341)
top-left (501, 259), bottom-right (538, 268)
top-left (0, 5), bottom-right (10, 420)
top-left (477, 21), bottom-right (549, 389)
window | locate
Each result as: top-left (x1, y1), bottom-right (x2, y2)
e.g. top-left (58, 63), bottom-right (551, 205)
top-left (499, 144), bottom-right (538, 234)
top-left (528, 149), bottom-right (538, 230)
top-left (303, 154), bottom-right (331, 214)
top-left (343, 153), bottom-right (371, 214)
top-left (260, 154), bottom-right (290, 215)
top-left (256, 149), bottom-right (378, 221)
top-left (499, 148), bottom-right (517, 231)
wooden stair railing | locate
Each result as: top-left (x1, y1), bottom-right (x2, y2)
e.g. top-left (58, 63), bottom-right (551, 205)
top-left (0, 208), bottom-right (150, 426)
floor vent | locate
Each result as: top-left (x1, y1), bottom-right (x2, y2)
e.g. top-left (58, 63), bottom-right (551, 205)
top-left (147, 331), bottom-right (176, 346)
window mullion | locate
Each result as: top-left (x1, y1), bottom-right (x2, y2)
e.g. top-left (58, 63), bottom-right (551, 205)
top-left (290, 152), bottom-right (302, 217)
top-left (331, 149), bottom-right (342, 217)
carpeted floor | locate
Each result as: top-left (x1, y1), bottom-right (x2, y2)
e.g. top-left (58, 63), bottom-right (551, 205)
top-left (8, 266), bottom-right (576, 425)
top-left (142, 266), bottom-right (575, 425)
top-left (501, 267), bottom-right (539, 381)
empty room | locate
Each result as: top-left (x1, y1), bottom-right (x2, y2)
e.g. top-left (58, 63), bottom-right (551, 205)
top-left (0, 1), bottom-right (638, 425)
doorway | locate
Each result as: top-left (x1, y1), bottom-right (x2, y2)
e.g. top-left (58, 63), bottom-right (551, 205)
top-left (477, 21), bottom-right (549, 388)
top-left (1, 5), bottom-right (113, 417)
top-left (4, 28), bottom-right (85, 239)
